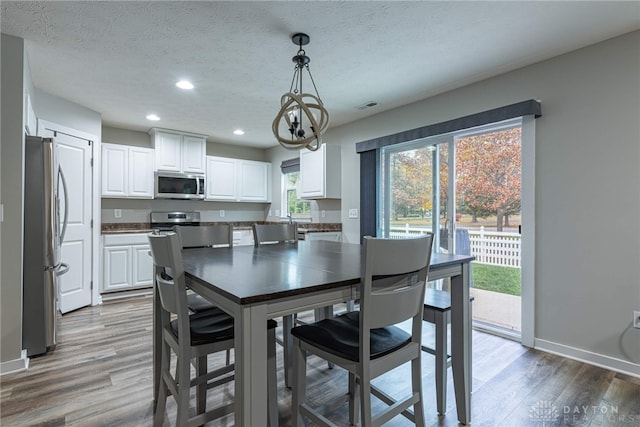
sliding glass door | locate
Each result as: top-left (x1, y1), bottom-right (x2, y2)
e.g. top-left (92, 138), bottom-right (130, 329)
top-left (379, 118), bottom-right (525, 339)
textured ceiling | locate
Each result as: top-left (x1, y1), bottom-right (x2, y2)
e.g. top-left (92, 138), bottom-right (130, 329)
top-left (2, 1), bottom-right (639, 148)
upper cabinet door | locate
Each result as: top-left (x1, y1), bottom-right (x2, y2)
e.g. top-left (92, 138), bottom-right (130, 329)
top-left (238, 160), bottom-right (271, 202)
top-left (150, 128), bottom-right (206, 173)
top-left (299, 144), bottom-right (341, 199)
top-left (206, 156), bottom-right (237, 200)
top-left (154, 131), bottom-right (182, 172)
top-left (181, 135), bottom-right (206, 173)
top-left (205, 156), bottom-right (271, 202)
top-left (102, 143), bottom-right (128, 197)
top-left (128, 147), bottom-right (154, 198)
top-left (102, 143), bottom-right (153, 199)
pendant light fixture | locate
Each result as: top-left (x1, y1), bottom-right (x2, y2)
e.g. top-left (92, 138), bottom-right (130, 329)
top-left (272, 33), bottom-right (329, 151)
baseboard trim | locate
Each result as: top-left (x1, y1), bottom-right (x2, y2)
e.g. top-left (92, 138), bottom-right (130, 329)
top-left (101, 288), bottom-right (153, 302)
top-left (534, 338), bottom-right (640, 378)
top-left (0, 350), bottom-right (29, 375)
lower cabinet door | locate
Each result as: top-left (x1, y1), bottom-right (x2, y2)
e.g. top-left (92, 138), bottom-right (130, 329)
top-left (102, 235), bottom-right (154, 293)
top-left (103, 245), bottom-right (132, 292)
top-left (132, 245), bottom-right (154, 287)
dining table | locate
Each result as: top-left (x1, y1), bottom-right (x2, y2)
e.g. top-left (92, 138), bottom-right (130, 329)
top-left (153, 239), bottom-right (474, 426)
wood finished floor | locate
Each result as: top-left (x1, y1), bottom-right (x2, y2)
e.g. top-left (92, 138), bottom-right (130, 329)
top-left (1, 296), bottom-right (638, 426)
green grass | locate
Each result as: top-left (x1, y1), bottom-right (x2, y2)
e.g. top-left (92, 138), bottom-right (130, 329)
top-left (471, 263), bottom-right (521, 296)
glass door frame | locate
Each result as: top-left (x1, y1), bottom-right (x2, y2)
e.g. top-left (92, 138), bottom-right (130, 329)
top-left (377, 116), bottom-right (536, 347)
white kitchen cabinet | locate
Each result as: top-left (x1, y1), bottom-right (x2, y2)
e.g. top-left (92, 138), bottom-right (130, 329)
top-left (306, 231), bottom-right (342, 242)
top-left (237, 160), bottom-right (271, 202)
top-left (181, 135), bottom-right (207, 173)
top-left (206, 156), bottom-right (237, 201)
top-left (101, 143), bottom-right (154, 198)
top-left (102, 233), bottom-right (153, 293)
top-left (299, 144), bottom-right (341, 199)
top-left (205, 156), bottom-right (271, 202)
top-left (149, 128), bottom-right (206, 173)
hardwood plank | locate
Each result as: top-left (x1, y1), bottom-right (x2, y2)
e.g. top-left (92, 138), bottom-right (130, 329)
top-left (1, 296), bottom-right (638, 427)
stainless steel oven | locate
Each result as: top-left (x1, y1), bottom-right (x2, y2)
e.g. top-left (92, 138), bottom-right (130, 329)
top-left (150, 211), bottom-right (201, 231)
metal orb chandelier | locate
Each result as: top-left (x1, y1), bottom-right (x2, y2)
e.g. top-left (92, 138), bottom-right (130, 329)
top-left (272, 33), bottom-right (329, 151)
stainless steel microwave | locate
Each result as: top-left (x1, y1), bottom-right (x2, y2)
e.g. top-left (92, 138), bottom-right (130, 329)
top-left (154, 171), bottom-right (205, 199)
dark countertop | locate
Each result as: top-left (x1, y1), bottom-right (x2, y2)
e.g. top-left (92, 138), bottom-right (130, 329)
top-left (101, 221), bottom-right (341, 235)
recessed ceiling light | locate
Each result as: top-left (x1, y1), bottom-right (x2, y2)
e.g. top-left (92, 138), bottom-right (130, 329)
top-left (233, 129), bottom-right (245, 135)
top-left (176, 80), bottom-right (194, 90)
top-left (146, 114), bottom-right (160, 121)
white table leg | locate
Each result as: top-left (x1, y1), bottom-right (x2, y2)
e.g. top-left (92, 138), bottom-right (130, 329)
top-left (235, 303), bottom-right (269, 426)
top-left (450, 262), bottom-right (472, 424)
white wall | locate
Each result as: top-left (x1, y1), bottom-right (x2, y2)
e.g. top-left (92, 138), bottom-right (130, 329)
top-left (267, 31), bottom-right (640, 373)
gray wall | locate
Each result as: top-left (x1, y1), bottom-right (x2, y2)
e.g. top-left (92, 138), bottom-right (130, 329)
top-left (102, 126), bottom-right (267, 161)
top-left (35, 88), bottom-right (102, 138)
top-left (1, 35), bottom-right (103, 370)
top-left (267, 31), bottom-right (640, 370)
top-left (0, 34), bottom-right (26, 366)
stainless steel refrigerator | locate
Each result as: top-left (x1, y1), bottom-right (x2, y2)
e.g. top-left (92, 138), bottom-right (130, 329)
top-left (23, 136), bottom-right (69, 357)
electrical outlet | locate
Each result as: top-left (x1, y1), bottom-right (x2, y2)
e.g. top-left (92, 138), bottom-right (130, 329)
top-left (348, 208), bottom-right (359, 219)
top-left (321, 210), bottom-right (326, 218)
top-left (634, 311), bottom-right (640, 329)
top-left (114, 209), bottom-right (122, 218)
top-left (219, 210), bottom-right (225, 218)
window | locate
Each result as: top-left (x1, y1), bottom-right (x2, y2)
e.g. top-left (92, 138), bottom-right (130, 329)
top-left (282, 171), bottom-right (311, 219)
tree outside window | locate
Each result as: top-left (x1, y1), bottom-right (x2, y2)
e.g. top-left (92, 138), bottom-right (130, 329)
top-left (282, 171), bottom-right (311, 218)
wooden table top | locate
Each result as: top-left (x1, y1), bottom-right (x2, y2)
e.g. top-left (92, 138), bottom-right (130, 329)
top-left (182, 240), bottom-right (474, 305)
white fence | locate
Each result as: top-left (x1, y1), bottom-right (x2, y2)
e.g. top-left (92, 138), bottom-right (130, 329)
top-left (469, 227), bottom-right (521, 268)
top-left (389, 225), bottom-right (521, 268)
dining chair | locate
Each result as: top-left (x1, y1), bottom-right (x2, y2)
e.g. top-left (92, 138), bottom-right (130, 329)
top-left (252, 222), bottom-right (298, 246)
top-left (148, 232), bottom-right (278, 427)
top-left (291, 234), bottom-right (434, 427)
top-left (174, 224), bottom-right (234, 313)
top-left (422, 288), bottom-right (474, 415)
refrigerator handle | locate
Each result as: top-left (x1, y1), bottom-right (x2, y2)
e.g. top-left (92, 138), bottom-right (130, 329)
top-left (55, 262), bottom-right (70, 276)
top-left (58, 166), bottom-right (69, 243)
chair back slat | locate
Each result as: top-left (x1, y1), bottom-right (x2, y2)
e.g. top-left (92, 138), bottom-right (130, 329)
top-left (252, 223), bottom-right (297, 246)
top-left (370, 277), bottom-right (427, 328)
top-left (147, 232), bottom-right (188, 316)
top-left (155, 271), bottom-right (180, 314)
top-left (175, 224), bottom-right (233, 248)
top-left (367, 236), bottom-right (432, 276)
top-left (361, 234), bottom-right (434, 330)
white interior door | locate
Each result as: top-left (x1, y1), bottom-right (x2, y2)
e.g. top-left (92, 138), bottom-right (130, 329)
top-left (43, 129), bottom-right (93, 313)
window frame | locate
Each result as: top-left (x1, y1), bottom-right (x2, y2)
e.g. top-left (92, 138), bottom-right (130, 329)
top-left (280, 170), bottom-right (311, 219)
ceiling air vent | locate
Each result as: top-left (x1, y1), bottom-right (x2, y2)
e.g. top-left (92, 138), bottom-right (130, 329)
top-left (356, 101), bottom-right (378, 110)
